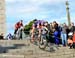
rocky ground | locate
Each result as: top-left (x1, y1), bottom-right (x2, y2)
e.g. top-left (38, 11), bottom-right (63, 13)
top-left (0, 40), bottom-right (74, 58)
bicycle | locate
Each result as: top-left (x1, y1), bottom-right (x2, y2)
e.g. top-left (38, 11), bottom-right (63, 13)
top-left (38, 34), bottom-right (56, 52)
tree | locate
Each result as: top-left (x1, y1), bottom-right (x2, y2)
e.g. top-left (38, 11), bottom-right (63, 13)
top-left (24, 19), bottom-right (37, 34)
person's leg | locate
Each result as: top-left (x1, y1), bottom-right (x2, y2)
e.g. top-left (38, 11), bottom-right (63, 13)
top-left (54, 31), bottom-right (58, 45)
top-left (68, 43), bottom-right (72, 49)
top-left (42, 34), bottom-right (46, 44)
top-left (61, 33), bottom-right (64, 46)
top-left (55, 37), bottom-right (59, 45)
top-left (16, 28), bottom-right (20, 40)
top-left (14, 29), bottom-right (18, 34)
top-left (54, 36), bottom-right (56, 44)
top-left (20, 30), bottom-right (22, 40)
top-left (64, 33), bottom-right (67, 46)
top-left (73, 42), bottom-right (75, 49)
top-left (14, 29), bottom-right (18, 40)
top-left (31, 34), bottom-right (34, 43)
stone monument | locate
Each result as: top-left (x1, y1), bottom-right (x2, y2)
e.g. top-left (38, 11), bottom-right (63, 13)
top-left (66, 1), bottom-right (71, 26)
top-left (0, 0), bottom-right (6, 35)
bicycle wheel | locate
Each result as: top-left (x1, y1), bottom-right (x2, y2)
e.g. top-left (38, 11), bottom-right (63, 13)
top-left (38, 36), bottom-right (47, 49)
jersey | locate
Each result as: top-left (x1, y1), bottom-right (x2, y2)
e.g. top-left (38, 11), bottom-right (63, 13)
top-left (15, 22), bottom-right (23, 29)
top-left (41, 27), bottom-right (48, 35)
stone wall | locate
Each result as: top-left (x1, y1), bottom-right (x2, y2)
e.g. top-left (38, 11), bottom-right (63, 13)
top-left (0, 0), bottom-right (6, 35)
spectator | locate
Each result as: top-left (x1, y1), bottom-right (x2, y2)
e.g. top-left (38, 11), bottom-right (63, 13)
top-left (68, 37), bottom-right (73, 49)
top-left (61, 23), bottom-right (68, 46)
top-left (70, 22), bottom-right (75, 34)
top-left (53, 21), bottom-right (58, 30)
top-left (50, 23), bottom-right (53, 33)
top-left (6, 33), bottom-right (13, 40)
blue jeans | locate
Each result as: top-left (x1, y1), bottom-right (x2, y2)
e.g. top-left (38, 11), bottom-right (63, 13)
top-left (54, 31), bottom-right (59, 45)
top-left (61, 33), bottom-right (67, 46)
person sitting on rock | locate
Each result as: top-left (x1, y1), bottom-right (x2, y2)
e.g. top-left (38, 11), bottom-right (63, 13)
top-left (68, 37), bottom-right (73, 49)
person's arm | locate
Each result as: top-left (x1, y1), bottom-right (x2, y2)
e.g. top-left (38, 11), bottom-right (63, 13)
top-left (44, 27), bottom-right (48, 31)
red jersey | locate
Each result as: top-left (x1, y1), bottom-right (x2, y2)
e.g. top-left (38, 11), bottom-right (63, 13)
top-left (15, 22), bottom-right (23, 29)
top-left (73, 34), bottom-right (75, 43)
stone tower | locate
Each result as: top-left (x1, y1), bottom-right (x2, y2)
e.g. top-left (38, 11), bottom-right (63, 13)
top-left (66, 1), bottom-right (71, 26)
top-left (0, 0), bottom-right (6, 35)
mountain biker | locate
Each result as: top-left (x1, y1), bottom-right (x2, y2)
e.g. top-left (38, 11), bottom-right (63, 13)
top-left (40, 22), bottom-right (48, 44)
top-left (14, 20), bottom-right (23, 34)
top-left (14, 20), bottom-right (23, 39)
top-left (30, 20), bottom-right (38, 42)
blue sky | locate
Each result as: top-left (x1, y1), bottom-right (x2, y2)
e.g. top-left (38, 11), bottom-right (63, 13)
top-left (6, 0), bottom-right (75, 35)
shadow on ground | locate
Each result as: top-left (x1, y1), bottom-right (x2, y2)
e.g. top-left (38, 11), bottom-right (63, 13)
top-left (0, 44), bottom-right (28, 53)
top-left (39, 43), bottom-right (60, 53)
